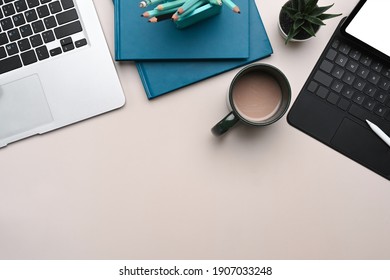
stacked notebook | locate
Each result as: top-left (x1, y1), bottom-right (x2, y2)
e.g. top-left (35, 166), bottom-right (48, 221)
top-left (114, 0), bottom-right (273, 99)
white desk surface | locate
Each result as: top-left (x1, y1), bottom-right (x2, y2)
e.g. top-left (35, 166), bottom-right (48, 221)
top-left (1, 0), bottom-right (390, 259)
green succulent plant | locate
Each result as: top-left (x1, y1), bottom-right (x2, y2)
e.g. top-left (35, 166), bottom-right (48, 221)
top-left (281, 0), bottom-right (341, 44)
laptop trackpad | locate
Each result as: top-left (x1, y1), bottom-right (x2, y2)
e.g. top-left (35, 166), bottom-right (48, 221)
top-left (0, 75), bottom-right (53, 140)
top-left (331, 118), bottom-right (390, 178)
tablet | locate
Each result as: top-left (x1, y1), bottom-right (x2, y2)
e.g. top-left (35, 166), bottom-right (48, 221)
top-left (341, 0), bottom-right (390, 61)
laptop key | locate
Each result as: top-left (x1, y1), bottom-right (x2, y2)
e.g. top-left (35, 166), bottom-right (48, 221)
top-left (27, 0), bottom-right (40, 8)
top-left (60, 0), bottom-right (74, 10)
top-left (54, 20), bottom-right (81, 39)
top-left (56, 8), bottom-right (78, 25)
top-left (60, 35), bottom-right (71, 45)
top-left (35, 44), bottom-right (48, 60)
top-left (49, 1), bottom-right (61, 13)
top-left (15, 0), bottom-right (28, 12)
top-left (19, 24), bottom-right (33, 37)
top-left (0, 54), bottom-right (22, 74)
top-left (21, 48), bottom-right (37, 65)
top-left (17, 37), bottom-right (30, 51)
top-left (5, 42), bottom-right (18, 55)
top-left (3, 3), bottom-right (16, 17)
top-left (49, 46), bottom-right (61, 56)
top-left (43, 15), bottom-right (56, 28)
top-left (0, 46), bottom-right (6, 58)
top-left (30, 33), bottom-right (42, 47)
top-left (75, 38), bottom-right (86, 48)
top-left (62, 42), bottom-right (73, 52)
top-left (41, 29), bottom-right (54, 42)
top-left (32, 19), bottom-right (44, 33)
top-left (12, 13), bottom-right (26, 26)
top-left (1, 17), bottom-right (14, 30)
top-left (37, 5), bottom-right (49, 18)
top-left (24, 9), bottom-right (37, 22)
top-left (0, 32), bottom-right (8, 45)
top-left (8, 28), bottom-right (21, 41)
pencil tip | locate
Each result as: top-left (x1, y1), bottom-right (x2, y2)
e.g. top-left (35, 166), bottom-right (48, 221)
top-left (172, 14), bottom-right (179, 21)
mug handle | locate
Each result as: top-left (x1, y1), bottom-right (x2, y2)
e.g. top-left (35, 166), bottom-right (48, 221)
top-left (211, 112), bottom-right (240, 136)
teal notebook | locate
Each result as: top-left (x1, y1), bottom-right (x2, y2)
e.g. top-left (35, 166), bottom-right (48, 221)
top-left (114, 0), bottom-right (249, 60)
top-left (136, 0), bottom-right (273, 99)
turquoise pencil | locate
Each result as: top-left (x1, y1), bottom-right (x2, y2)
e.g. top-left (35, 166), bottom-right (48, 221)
top-left (142, 6), bottom-right (178, 18)
top-left (222, 0), bottom-right (240, 13)
top-left (208, 0), bottom-right (222, 6)
top-left (156, 0), bottom-right (186, 11)
top-left (177, 0), bottom-right (201, 14)
top-left (178, 0), bottom-right (206, 19)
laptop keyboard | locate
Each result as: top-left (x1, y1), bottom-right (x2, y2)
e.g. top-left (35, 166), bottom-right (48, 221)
top-left (0, 0), bottom-right (87, 75)
top-left (307, 36), bottom-right (390, 127)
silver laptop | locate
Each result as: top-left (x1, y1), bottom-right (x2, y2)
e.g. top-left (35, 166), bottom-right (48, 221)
top-left (0, 0), bottom-right (125, 148)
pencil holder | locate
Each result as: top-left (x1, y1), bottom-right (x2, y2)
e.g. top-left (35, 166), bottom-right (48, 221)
top-left (174, 4), bottom-right (222, 29)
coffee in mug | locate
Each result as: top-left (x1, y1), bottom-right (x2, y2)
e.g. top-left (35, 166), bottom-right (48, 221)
top-left (211, 64), bottom-right (291, 136)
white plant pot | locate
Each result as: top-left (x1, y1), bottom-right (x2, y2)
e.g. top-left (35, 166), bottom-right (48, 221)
top-left (278, 20), bottom-right (316, 43)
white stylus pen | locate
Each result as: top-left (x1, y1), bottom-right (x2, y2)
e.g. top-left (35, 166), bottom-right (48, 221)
top-left (366, 120), bottom-right (390, 147)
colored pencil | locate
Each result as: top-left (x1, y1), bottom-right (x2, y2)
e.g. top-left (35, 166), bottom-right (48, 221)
top-left (149, 12), bottom-right (176, 22)
top-left (209, 0), bottom-right (222, 6)
top-left (142, 6), bottom-right (178, 18)
top-left (178, 0), bottom-right (206, 19)
top-left (222, 0), bottom-right (240, 13)
top-left (177, 0), bottom-right (201, 14)
top-left (156, 0), bottom-right (186, 11)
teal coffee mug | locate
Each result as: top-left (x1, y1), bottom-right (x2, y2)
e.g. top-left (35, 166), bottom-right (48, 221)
top-left (211, 64), bottom-right (291, 136)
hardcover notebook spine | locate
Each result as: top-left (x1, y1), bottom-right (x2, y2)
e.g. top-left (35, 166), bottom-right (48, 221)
top-left (136, 64), bottom-right (154, 99)
top-left (114, 0), bottom-right (121, 60)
